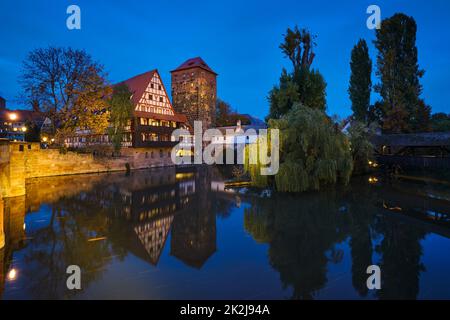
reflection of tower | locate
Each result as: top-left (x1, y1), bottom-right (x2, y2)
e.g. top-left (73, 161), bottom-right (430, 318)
top-left (171, 57), bottom-right (217, 129)
top-left (170, 167), bottom-right (216, 268)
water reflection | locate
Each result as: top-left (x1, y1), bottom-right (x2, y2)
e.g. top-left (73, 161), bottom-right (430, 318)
top-left (0, 169), bottom-right (449, 299)
top-left (243, 179), bottom-right (436, 299)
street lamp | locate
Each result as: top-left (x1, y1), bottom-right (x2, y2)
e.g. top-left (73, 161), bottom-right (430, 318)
top-left (8, 113), bottom-right (17, 121)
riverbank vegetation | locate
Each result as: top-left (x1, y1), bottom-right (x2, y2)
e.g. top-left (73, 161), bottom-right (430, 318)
top-left (249, 12), bottom-right (440, 192)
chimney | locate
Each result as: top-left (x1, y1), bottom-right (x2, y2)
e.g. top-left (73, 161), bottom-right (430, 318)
top-left (0, 96), bottom-right (5, 109)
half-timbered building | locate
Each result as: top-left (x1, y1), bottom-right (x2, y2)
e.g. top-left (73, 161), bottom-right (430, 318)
top-left (65, 69), bottom-right (189, 149)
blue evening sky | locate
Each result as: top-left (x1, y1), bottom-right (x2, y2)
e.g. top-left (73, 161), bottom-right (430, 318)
top-left (0, 0), bottom-right (449, 120)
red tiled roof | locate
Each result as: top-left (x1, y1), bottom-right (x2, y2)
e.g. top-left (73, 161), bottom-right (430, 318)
top-left (171, 57), bottom-right (217, 75)
top-left (116, 69), bottom-right (187, 124)
top-left (116, 69), bottom-right (157, 106)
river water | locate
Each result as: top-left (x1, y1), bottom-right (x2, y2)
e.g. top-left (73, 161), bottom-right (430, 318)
top-left (0, 166), bottom-right (449, 299)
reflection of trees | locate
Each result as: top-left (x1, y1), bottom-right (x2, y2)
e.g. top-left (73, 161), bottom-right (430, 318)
top-left (374, 216), bottom-right (426, 300)
top-left (244, 191), bottom-right (349, 299)
top-left (344, 181), bottom-right (377, 297)
top-left (244, 177), bottom-right (429, 300)
top-left (22, 194), bottom-right (116, 299)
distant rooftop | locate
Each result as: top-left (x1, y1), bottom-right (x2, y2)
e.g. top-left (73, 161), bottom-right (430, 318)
top-left (171, 57), bottom-right (217, 75)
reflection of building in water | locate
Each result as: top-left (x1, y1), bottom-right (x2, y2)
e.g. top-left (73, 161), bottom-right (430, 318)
top-left (131, 215), bottom-right (174, 265)
top-left (15, 167), bottom-right (219, 274)
top-left (0, 196), bottom-right (26, 298)
top-left (170, 210), bottom-right (216, 269)
top-left (114, 169), bottom-right (201, 266)
top-left (170, 168), bottom-right (216, 269)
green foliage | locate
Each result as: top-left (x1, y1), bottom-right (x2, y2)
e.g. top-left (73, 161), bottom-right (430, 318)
top-left (267, 27), bottom-right (326, 121)
top-left (373, 13), bottom-right (430, 133)
top-left (249, 104), bottom-right (353, 193)
top-left (431, 113), bottom-right (450, 132)
top-left (279, 25), bottom-right (316, 72)
top-left (347, 121), bottom-right (376, 174)
top-left (348, 39), bottom-right (372, 123)
top-left (244, 144), bottom-right (269, 188)
top-left (108, 84), bottom-right (133, 151)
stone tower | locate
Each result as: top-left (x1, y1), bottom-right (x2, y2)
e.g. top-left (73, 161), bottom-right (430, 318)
top-left (171, 57), bottom-right (217, 129)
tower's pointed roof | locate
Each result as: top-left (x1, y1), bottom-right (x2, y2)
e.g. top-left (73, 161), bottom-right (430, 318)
top-left (171, 57), bottom-right (217, 75)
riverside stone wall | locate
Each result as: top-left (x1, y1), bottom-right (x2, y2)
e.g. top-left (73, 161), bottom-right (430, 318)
top-left (0, 140), bottom-right (175, 197)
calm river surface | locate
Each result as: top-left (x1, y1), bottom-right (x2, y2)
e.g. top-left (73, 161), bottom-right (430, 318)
top-left (1, 166), bottom-right (450, 299)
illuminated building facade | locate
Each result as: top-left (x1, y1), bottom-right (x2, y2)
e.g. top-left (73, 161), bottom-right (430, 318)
top-left (65, 70), bottom-right (189, 148)
top-left (171, 57), bottom-right (217, 129)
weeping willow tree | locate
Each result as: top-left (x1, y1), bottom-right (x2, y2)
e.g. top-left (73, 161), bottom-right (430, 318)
top-left (246, 104), bottom-right (353, 192)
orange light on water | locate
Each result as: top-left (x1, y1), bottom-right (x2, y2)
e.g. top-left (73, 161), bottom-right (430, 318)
top-left (7, 268), bottom-right (17, 281)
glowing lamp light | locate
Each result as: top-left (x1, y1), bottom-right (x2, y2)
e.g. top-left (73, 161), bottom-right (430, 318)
top-left (368, 160), bottom-right (379, 168)
top-left (7, 268), bottom-right (17, 281)
top-left (21, 126), bottom-right (27, 132)
top-left (368, 177), bottom-right (379, 184)
top-left (42, 136), bottom-right (48, 142)
top-left (8, 113), bottom-right (17, 121)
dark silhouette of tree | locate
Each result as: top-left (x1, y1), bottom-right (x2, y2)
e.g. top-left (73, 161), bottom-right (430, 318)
top-left (19, 47), bottom-right (109, 135)
top-left (267, 27), bottom-right (326, 120)
top-left (431, 113), bottom-right (450, 132)
top-left (373, 13), bottom-right (430, 133)
top-left (215, 99), bottom-right (250, 127)
top-left (349, 39), bottom-right (372, 123)
top-left (279, 26), bottom-right (316, 73)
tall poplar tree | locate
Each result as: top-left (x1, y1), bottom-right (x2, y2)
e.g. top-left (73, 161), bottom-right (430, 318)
top-left (348, 39), bottom-right (372, 123)
top-left (373, 13), bottom-right (430, 133)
